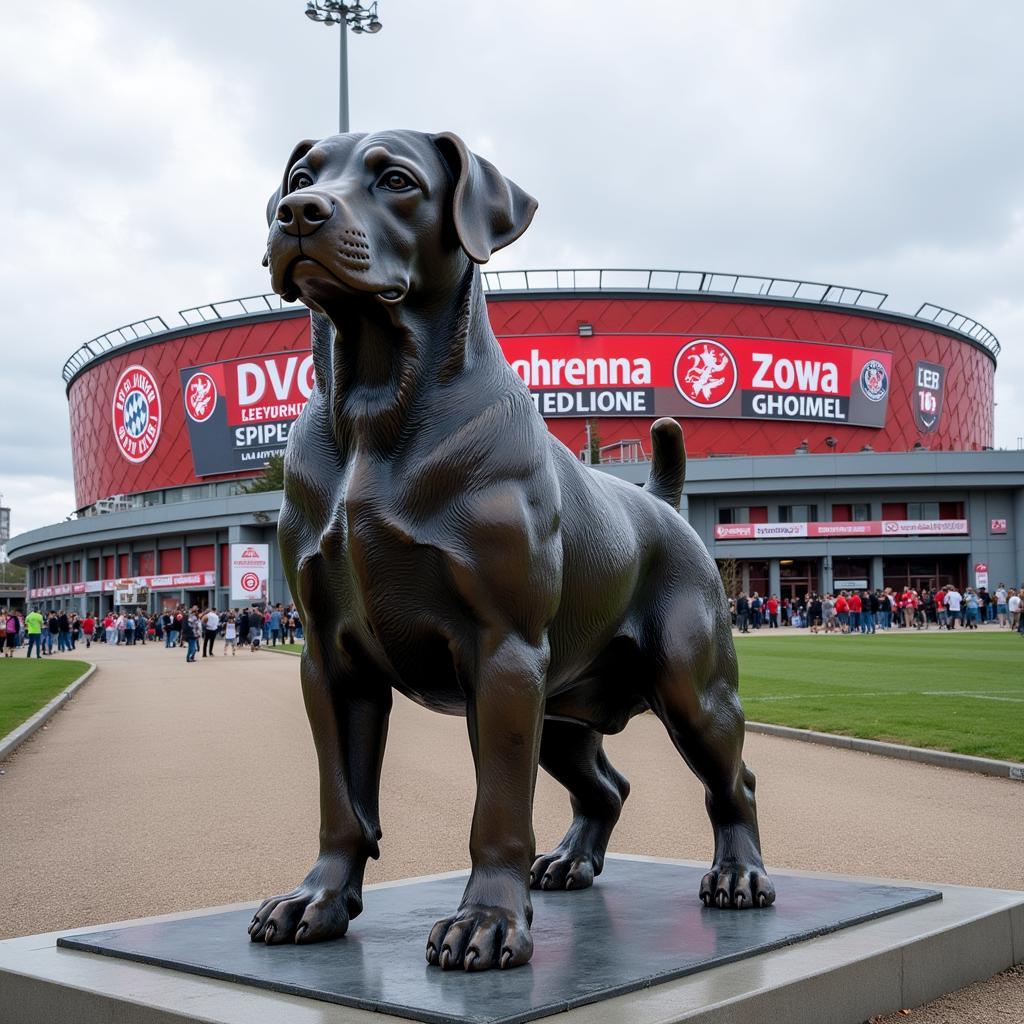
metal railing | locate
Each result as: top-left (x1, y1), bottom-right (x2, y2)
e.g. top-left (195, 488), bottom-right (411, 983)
top-left (915, 303), bottom-right (1001, 359)
top-left (480, 268), bottom-right (889, 310)
top-left (61, 269), bottom-right (1002, 384)
top-left (178, 293), bottom-right (299, 325)
top-left (62, 317), bottom-right (170, 383)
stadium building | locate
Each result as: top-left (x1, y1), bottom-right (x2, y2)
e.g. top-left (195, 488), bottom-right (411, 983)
top-left (9, 268), bottom-right (1024, 613)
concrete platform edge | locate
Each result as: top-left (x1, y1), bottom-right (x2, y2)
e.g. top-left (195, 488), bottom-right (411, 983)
top-left (746, 720), bottom-right (1024, 780)
top-left (0, 664), bottom-right (96, 763)
top-left (1, 859), bottom-right (1022, 1024)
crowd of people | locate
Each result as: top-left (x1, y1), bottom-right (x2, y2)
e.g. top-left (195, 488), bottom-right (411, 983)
top-left (0, 603), bottom-right (303, 659)
top-left (731, 583), bottom-right (1024, 634)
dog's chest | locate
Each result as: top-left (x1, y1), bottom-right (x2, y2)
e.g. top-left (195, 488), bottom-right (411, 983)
top-left (340, 457), bottom-right (462, 637)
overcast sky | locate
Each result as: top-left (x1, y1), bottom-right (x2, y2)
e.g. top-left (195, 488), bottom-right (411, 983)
top-left (2, 0), bottom-right (1023, 537)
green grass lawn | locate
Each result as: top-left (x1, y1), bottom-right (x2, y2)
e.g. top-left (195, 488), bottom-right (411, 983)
top-left (736, 632), bottom-right (1024, 762)
top-left (258, 633), bottom-right (1023, 760)
top-left (0, 658), bottom-right (90, 737)
top-left (265, 642), bottom-right (304, 655)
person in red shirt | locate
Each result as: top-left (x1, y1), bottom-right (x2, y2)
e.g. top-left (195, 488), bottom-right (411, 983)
top-left (901, 590), bottom-right (914, 629)
top-left (81, 615), bottom-right (95, 649)
top-left (834, 592), bottom-right (850, 633)
top-left (765, 595), bottom-right (779, 628)
top-left (848, 591), bottom-right (862, 632)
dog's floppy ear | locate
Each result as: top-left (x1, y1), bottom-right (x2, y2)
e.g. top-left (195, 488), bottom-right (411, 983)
top-left (266, 138), bottom-right (318, 227)
top-left (432, 132), bottom-right (538, 264)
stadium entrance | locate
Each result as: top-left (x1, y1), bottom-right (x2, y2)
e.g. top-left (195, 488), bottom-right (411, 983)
top-left (882, 556), bottom-right (966, 593)
top-left (779, 559), bottom-right (819, 601)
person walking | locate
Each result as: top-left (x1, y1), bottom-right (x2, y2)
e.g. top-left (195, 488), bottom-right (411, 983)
top-left (964, 588), bottom-right (980, 629)
top-left (1008, 589), bottom-right (1021, 632)
top-left (943, 586), bottom-right (963, 630)
top-left (224, 613), bottom-right (237, 656)
top-left (81, 613), bottom-right (95, 649)
top-left (766, 594), bottom-right (779, 629)
top-left (995, 584), bottom-right (1009, 627)
top-left (24, 608), bottom-right (44, 658)
top-left (182, 609), bottom-right (199, 662)
top-left (3, 610), bottom-right (19, 657)
top-left (269, 604), bottom-right (283, 646)
top-left (201, 607), bottom-right (220, 658)
top-left (56, 610), bottom-right (71, 652)
top-left (237, 608), bottom-right (250, 649)
top-left (834, 591), bottom-right (850, 633)
top-left (735, 592), bottom-right (750, 634)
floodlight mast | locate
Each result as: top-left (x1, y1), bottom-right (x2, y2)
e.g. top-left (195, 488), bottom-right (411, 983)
top-left (303, 1), bottom-right (383, 133)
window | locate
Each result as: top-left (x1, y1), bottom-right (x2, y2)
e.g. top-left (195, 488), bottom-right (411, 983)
top-left (719, 506), bottom-right (768, 525)
top-left (779, 505), bottom-right (818, 523)
top-left (907, 502), bottom-right (939, 520)
top-left (852, 503), bottom-right (870, 521)
top-left (881, 502), bottom-right (906, 520)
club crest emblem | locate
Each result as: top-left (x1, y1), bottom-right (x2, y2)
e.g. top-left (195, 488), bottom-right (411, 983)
top-left (111, 365), bottom-right (162, 463)
top-left (673, 339), bottom-right (738, 408)
top-left (184, 371), bottom-right (217, 423)
top-left (859, 359), bottom-right (889, 403)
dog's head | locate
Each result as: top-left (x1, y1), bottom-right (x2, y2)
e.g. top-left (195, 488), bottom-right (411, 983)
top-left (264, 130), bottom-right (537, 315)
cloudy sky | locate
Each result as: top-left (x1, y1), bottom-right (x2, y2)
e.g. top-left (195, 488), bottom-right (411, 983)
top-left (2, 0), bottom-right (1023, 536)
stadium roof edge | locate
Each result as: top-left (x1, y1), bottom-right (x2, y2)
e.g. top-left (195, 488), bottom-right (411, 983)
top-left (61, 268), bottom-right (1001, 390)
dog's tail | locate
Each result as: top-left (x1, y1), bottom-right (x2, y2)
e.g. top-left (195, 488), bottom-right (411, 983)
top-left (644, 418), bottom-right (686, 508)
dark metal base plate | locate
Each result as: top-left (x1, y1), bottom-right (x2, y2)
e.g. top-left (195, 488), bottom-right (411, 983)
top-left (57, 858), bottom-right (940, 1024)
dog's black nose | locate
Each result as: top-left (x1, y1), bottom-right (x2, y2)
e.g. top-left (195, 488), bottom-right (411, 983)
top-left (276, 192), bottom-right (334, 236)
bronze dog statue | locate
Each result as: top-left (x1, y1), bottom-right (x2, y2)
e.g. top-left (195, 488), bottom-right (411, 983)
top-left (251, 130), bottom-right (774, 971)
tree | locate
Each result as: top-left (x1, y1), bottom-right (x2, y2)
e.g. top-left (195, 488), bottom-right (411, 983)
top-left (243, 453), bottom-right (285, 493)
top-left (0, 557), bottom-right (25, 585)
top-left (716, 558), bottom-right (739, 598)
top-left (587, 419), bottom-right (601, 465)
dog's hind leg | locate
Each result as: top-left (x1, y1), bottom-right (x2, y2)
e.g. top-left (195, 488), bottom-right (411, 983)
top-left (650, 635), bottom-right (775, 910)
top-left (530, 719), bottom-right (630, 891)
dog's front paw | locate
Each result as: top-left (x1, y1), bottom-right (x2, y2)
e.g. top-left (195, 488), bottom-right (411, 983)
top-left (248, 853), bottom-right (365, 944)
top-left (426, 904), bottom-right (533, 971)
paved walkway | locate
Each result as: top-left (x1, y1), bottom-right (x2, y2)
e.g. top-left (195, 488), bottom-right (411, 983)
top-left (1, 641), bottom-right (1022, 1017)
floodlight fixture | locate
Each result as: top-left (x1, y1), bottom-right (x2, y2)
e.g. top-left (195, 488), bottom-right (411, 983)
top-left (301, 1), bottom-right (383, 132)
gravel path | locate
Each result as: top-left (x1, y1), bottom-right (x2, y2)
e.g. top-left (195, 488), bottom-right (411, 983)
top-left (2, 641), bottom-right (1021, 1018)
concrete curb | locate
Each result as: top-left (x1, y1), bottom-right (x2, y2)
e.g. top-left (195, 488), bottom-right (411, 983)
top-left (746, 720), bottom-right (1024, 781)
top-left (0, 664), bottom-right (96, 763)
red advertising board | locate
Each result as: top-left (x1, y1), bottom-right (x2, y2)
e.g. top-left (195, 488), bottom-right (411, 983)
top-left (179, 334), bottom-right (893, 476)
top-left (28, 571), bottom-right (216, 600)
top-left (180, 352), bottom-right (315, 475)
top-left (714, 519), bottom-right (968, 540)
top-left (501, 335), bottom-right (892, 425)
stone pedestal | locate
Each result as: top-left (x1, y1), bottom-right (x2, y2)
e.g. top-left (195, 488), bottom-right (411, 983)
top-left (1, 856), bottom-right (1021, 1024)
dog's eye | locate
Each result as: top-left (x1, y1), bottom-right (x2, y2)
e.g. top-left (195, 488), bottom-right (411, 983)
top-left (290, 171), bottom-right (314, 191)
top-left (377, 170), bottom-right (416, 192)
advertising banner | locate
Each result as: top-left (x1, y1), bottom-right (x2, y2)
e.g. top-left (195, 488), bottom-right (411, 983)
top-left (912, 360), bottom-right (945, 434)
top-left (974, 562), bottom-right (989, 590)
top-left (29, 571), bottom-right (215, 600)
top-left (502, 335), bottom-right (892, 425)
top-left (230, 544), bottom-right (270, 603)
top-left (714, 519), bottom-right (968, 541)
top-left (179, 336), bottom-right (893, 476)
top-left (180, 352), bottom-right (315, 476)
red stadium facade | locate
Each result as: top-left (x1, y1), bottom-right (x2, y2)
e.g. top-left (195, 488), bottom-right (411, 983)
top-left (16, 270), bottom-right (1018, 617)
top-left (66, 274), bottom-right (997, 511)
